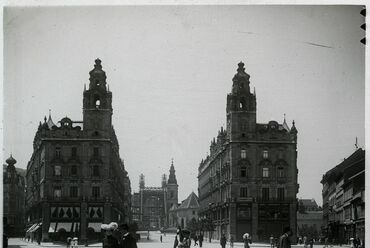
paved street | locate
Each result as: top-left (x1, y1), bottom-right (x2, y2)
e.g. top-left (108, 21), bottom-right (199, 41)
top-left (8, 232), bottom-right (350, 248)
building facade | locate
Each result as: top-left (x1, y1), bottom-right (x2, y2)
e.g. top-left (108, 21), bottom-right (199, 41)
top-left (25, 59), bottom-right (132, 242)
top-left (3, 155), bottom-right (26, 237)
top-left (198, 62), bottom-right (299, 242)
top-left (321, 148), bottom-right (365, 244)
top-left (133, 161), bottom-right (179, 230)
top-left (168, 192), bottom-right (200, 229)
top-left (297, 199), bottom-right (323, 239)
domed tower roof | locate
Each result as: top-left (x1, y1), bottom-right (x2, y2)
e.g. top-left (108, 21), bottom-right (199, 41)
top-left (233, 61), bottom-right (250, 82)
top-left (89, 58), bottom-right (107, 89)
top-left (231, 61), bottom-right (251, 95)
top-left (6, 154), bottom-right (17, 166)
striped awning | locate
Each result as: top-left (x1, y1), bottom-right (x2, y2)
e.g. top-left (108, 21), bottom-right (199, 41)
top-left (56, 222), bottom-right (73, 232)
top-left (49, 222), bottom-right (57, 233)
top-left (32, 223), bottom-right (42, 232)
top-left (26, 223), bottom-right (38, 233)
top-left (88, 222), bottom-right (102, 232)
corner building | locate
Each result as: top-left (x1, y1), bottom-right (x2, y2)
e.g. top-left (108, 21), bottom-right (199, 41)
top-left (3, 155), bottom-right (26, 237)
top-left (198, 62), bottom-right (298, 242)
top-left (25, 59), bottom-right (132, 242)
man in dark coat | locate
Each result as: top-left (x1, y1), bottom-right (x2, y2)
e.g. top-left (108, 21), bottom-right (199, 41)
top-left (198, 233), bottom-right (204, 247)
top-left (119, 224), bottom-right (137, 248)
top-left (279, 227), bottom-right (292, 248)
top-left (220, 234), bottom-right (227, 248)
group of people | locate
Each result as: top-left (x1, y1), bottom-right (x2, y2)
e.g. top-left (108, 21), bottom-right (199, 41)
top-left (66, 237), bottom-right (79, 248)
top-left (297, 236), bottom-right (315, 248)
top-left (218, 226), bottom-right (293, 248)
top-left (350, 237), bottom-right (364, 248)
top-left (173, 229), bottom-right (204, 248)
top-left (220, 232), bottom-right (252, 248)
top-left (101, 222), bottom-right (137, 248)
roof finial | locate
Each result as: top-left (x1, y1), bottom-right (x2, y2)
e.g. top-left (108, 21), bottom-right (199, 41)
top-left (44, 116), bottom-right (47, 122)
top-left (171, 158), bottom-right (174, 166)
top-left (237, 61), bottom-right (245, 73)
top-left (355, 137), bottom-right (358, 149)
top-left (49, 109), bottom-right (51, 117)
top-left (284, 113), bottom-right (286, 121)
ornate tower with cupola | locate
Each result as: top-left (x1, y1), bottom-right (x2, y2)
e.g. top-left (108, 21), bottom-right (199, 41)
top-left (83, 58), bottom-right (113, 137)
top-left (226, 62), bottom-right (257, 141)
top-left (198, 61), bottom-right (298, 243)
top-left (26, 59), bottom-right (132, 242)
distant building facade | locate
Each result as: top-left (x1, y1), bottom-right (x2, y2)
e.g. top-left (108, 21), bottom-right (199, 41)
top-left (298, 199), bottom-right (321, 212)
top-left (198, 62), bottom-right (299, 242)
top-left (134, 161), bottom-right (179, 230)
top-left (25, 59), bottom-right (132, 242)
top-left (131, 192), bottom-right (141, 225)
top-left (3, 155), bottom-right (26, 237)
top-left (297, 199), bottom-right (323, 239)
top-left (321, 148), bottom-right (365, 244)
top-left (168, 192), bottom-right (200, 229)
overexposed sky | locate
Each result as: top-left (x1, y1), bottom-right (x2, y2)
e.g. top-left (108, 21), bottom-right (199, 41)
top-left (3, 5), bottom-right (365, 205)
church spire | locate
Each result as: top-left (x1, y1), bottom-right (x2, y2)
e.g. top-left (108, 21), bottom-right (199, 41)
top-left (168, 158), bottom-right (177, 185)
top-left (139, 174), bottom-right (145, 189)
top-left (47, 109), bottom-right (56, 129)
top-left (282, 113), bottom-right (290, 131)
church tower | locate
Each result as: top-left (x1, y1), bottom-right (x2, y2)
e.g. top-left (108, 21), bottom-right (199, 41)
top-left (139, 174), bottom-right (145, 189)
top-left (226, 62), bottom-right (256, 141)
top-left (83, 58), bottom-right (113, 137)
top-left (166, 159), bottom-right (178, 210)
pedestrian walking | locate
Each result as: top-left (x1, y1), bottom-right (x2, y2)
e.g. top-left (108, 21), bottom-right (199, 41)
top-left (309, 238), bottom-right (314, 248)
top-left (229, 235), bottom-right (234, 248)
top-left (303, 236), bottom-right (308, 248)
top-left (71, 237), bottom-right (79, 248)
top-left (243, 233), bottom-right (251, 248)
top-left (199, 233), bottom-right (203, 247)
top-left (174, 228), bottom-right (181, 248)
top-left (66, 237), bottom-right (72, 248)
top-left (3, 234), bottom-right (8, 248)
top-left (102, 223), bottom-right (119, 248)
top-left (270, 235), bottom-right (275, 248)
top-left (160, 234), bottom-right (163, 243)
top-left (119, 223), bottom-right (137, 248)
top-left (220, 234), bottom-right (227, 248)
top-left (37, 233), bottom-right (41, 245)
top-left (278, 227), bottom-right (292, 248)
top-left (193, 234), bottom-right (198, 246)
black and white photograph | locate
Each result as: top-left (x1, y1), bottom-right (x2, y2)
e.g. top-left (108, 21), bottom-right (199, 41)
top-left (1, 2), bottom-right (367, 248)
